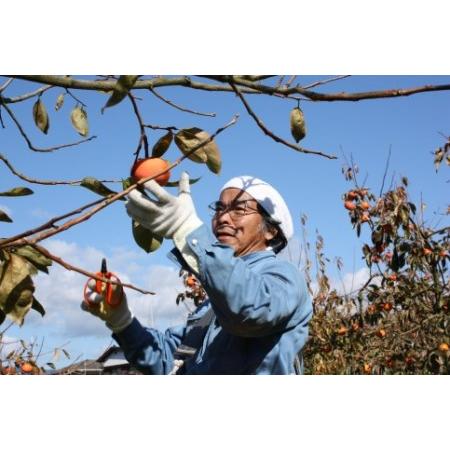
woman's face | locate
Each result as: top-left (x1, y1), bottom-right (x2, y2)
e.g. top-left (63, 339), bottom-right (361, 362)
top-left (211, 188), bottom-right (276, 256)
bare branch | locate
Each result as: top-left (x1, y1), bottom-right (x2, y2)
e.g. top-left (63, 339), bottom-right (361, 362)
top-left (11, 75), bottom-right (260, 94)
top-left (210, 75), bottom-right (450, 102)
top-left (379, 145), bottom-right (392, 197)
top-left (148, 86), bottom-right (216, 117)
top-left (0, 115), bottom-right (239, 249)
top-left (144, 124), bottom-right (179, 132)
top-left (0, 78), bottom-right (13, 93)
top-left (128, 93), bottom-right (149, 158)
top-left (64, 89), bottom-right (87, 107)
top-left (0, 99), bottom-right (97, 152)
top-left (229, 81), bottom-right (336, 159)
top-left (234, 76), bottom-right (276, 82)
top-left (29, 243), bottom-right (155, 295)
top-left (0, 197), bottom-right (106, 247)
top-left (2, 85), bottom-right (53, 104)
top-left (0, 152), bottom-right (119, 185)
top-left (302, 75), bottom-right (351, 90)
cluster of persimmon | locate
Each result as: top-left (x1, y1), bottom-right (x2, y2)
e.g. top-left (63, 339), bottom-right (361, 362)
top-left (343, 189), bottom-right (372, 223)
top-left (1, 360), bottom-right (39, 375)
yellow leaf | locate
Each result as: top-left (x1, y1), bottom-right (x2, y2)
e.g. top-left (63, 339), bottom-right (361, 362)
top-left (71, 106), bottom-right (89, 136)
top-left (290, 107), bottom-right (306, 143)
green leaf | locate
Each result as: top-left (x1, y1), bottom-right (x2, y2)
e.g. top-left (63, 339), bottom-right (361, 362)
top-left (32, 98), bottom-right (49, 134)
top-left (0, 210), bottom-right (13, 222)
top-left (70, 106), bottom-right (89, 137)
top-left (80, 177), bottom-right (124, 200)
top-left (31, 296), bottom-right (45, 317)
top-left (14, 245), bottom-right (52, 274)
top-left (152, 131), bottom-right (173, 158)
top-left (165, 176), bottom-right (201, 187)
top-left (132, 220), bottom-right (163, 253)
top-left (46, 362), bottom-right (56, 369)
top-left (122, 177), bottom-right (133, 190)
top-left (290, 107), bottom-right (306, 143)
top-left (0, 187), bottom-right (34, 197)
top-left (102, 75), bottom-right (139, 112)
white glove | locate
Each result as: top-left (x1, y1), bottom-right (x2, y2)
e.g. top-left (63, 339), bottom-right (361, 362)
top-left (125, 172), bottom-right (203, 273)
top-left (81, 277), bottom-right (133, 333)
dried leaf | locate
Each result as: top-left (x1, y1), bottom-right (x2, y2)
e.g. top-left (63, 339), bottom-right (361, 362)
top-left (14, 245), bottom-right (52, 274)
top-left (70, 106), bottom-right (89, 137)
top-left (0, 253), bottom-right (35, 325)
top-left (132, 220), bottom-right (163, 253)
top-left (31, 296), bottom-right (45, 317)
top-left (32, 98), bottom-right (49, 134)
top-left (80, 177), bottom-right (122, 199)
top-left (175, 128), bottom-right (222, 173)
top-left (152, 131), bottom-right (173, 158)
top-left (290, 107), bottom-right (306, 143)
top-left (55, 93), bottom-right (65, 111)
top-left (0, 187), bottom-right (33, 197)
top-left (165, 176), bottom-right (201, 187)
top-left (102, 75), bottom-right (139, 112)
top-left (0, 209), bottom-right (13, 222)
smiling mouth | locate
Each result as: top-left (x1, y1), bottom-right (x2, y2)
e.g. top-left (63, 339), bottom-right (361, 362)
top-left (216, 228), bottom-right (236, 240)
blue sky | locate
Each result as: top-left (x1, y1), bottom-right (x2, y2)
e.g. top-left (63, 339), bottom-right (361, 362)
top-left (1, 75), bottom-right (449, 368)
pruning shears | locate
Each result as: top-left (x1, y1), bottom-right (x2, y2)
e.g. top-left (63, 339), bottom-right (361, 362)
top-left (83, 258), bottom-right (122, 308)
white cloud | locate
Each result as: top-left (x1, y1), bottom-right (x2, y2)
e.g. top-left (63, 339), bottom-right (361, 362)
top-left (309, 267), bottom-right (372, 298)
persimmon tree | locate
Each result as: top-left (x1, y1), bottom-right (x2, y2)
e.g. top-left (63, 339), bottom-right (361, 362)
top-left (303, 162), bottom-right (449, 374)
top-left (0, 74), bottom-right (449, 336)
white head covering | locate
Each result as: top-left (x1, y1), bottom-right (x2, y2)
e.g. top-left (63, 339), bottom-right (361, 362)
top-left (220, 175), bottom-right (294, 241)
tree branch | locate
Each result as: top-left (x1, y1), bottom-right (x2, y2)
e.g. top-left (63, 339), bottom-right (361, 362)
top-left (0, 78), bottom-right (14, 93)
top-left (302, 75), bottom-right (351, 90)
top-left (0, 99), bottom-right (97, 152)
top-left (148, 86), bottom-right (216, 117)
top-left (128, 93), bottom-right (149, 158)
top-left (209, 75), bottom-right (450, 102)
top-left (229, 81), bottom-right (336, 159)
top-left (1, 85), bottom-right (53, 104)
top-left (29, 243), bottom-right (155, 295)
top-left (0, 115), bottom-right (239, 249)
top-left (11, 75), bottom-right (260, 94)
top-left (0, 152), bottom-right (119, 185)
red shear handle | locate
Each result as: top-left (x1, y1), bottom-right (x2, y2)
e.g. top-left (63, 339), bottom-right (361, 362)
top-left (83, 272), bottom-right (122, 308)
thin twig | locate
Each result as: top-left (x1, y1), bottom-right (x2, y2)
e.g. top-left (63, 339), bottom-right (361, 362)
top-left (303, 75), bottom-right (351, 90)
top-left (0, 116), bottom-right (239, 249)
top-left (128, 93), bottom-right (148, 158)
top-left (379, 145), bottom-right (392, 197)
top-left (229, 81), bottom-right (336, 159)
top-left (28, 243), bottom-right (155, 295)
top-left (144, 124), bottom-right (179, 132)
top-left (0, 106), bottom-right (4, 129)
top-left (0, 78), bottom-right (13, 93)
top-left (149, 86), bottom-right (216, 117)
top-left (1, 85), bottom-right (53, 104)
top-left (0, 99), bottom-right (97, 152)
top-left (285, 76), bottom-right (297, 88)
top-left (65, 88), bottom-right (87, 107)
top-left (0, 152), bottom-right (119, 185)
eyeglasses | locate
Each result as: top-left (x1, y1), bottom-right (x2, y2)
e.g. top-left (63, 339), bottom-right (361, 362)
top-left (208, 200), bottom-right (260, 220)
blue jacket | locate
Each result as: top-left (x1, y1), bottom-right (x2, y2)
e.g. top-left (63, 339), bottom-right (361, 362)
top-left (113, 225), bottom-right (312, 374)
